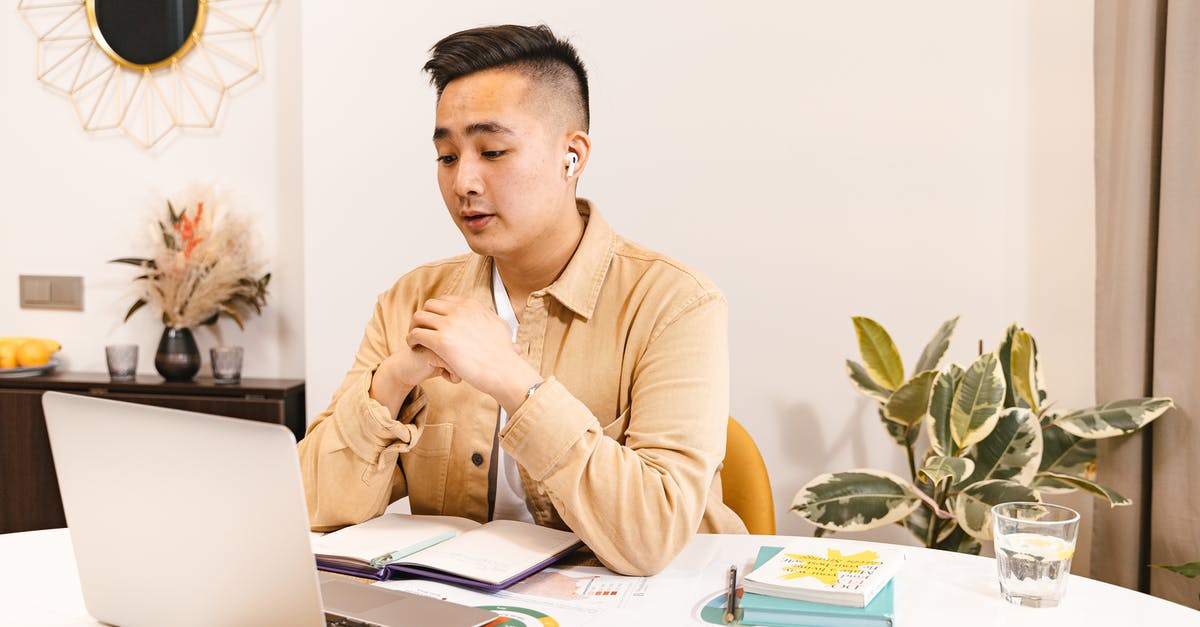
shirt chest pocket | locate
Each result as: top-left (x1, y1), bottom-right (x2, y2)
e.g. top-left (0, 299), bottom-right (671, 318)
top-left (399, 422), bottom-right (454, 514)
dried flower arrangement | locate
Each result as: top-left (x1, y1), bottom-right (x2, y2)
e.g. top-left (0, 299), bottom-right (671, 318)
top-left (111, 193), bottom-right (270, 330)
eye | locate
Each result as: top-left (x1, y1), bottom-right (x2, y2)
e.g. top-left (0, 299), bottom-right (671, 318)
top-left (436, 154), bottom-right (457, 165)
top-left (482, 150), bottom-right (507, 159)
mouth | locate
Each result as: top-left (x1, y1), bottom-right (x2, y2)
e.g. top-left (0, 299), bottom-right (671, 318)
top-left (460, 212), bottom-right (495, 232)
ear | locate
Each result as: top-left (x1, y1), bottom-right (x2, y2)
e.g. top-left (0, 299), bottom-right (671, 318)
top-left (564, 130), bottom-right (592, 180)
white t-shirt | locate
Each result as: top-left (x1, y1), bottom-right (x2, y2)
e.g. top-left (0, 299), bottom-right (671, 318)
top-left (490, 263), bottom-right (535, 524)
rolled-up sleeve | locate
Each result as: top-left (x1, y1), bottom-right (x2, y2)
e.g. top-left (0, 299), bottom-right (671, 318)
top-left (298, 296), bottom-right (429, 531)
top-left (500, 292), bottom-right (730, 575)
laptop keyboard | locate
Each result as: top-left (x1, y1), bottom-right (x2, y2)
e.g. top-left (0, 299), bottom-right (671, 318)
top-left (325, 612), bottom-right (382, 627)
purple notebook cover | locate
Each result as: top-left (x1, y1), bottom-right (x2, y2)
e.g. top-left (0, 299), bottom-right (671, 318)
top-left (315, 541), bottom-right (582, 592)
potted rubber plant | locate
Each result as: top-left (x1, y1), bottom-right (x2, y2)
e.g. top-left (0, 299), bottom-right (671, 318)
top-left (790, 317), bottom-right (1174, 554)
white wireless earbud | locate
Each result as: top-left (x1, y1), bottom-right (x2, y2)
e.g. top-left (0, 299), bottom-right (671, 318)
top-left (565, 152), bottom-right (578, 177)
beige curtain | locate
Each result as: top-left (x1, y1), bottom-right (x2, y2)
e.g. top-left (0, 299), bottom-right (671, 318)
top-left (1093, 0), bottom-right (1200, 606)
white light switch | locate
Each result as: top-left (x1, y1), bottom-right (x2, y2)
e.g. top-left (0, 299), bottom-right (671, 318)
top-left (22, 277), bottom-right (51, 303)
top-left (20, 275), bottom-right (83, 311)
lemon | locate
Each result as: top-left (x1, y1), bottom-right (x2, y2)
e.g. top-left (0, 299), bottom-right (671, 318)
top-left (1000, 533), bottom-right (1076, 560)
top-left (0, 343), bottom-right (16, 369)
top-left (15, 340), bottom-right (51, 367)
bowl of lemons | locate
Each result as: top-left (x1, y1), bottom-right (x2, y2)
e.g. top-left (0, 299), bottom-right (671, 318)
top-left (0, 337), bottom-right (61, 378)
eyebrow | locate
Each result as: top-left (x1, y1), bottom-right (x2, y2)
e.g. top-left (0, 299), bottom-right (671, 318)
top-left (432, 121), bottom-right (516, 141)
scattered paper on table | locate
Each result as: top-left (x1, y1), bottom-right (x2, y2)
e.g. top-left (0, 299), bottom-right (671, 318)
top-left (375, 565), bottom-right (658, 626)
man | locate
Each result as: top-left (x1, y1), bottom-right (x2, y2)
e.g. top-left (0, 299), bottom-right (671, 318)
top-left (298, 24), bottom-right (746, 576)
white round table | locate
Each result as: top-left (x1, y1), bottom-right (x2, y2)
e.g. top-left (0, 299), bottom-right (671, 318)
top-left (1, 528), bottom-right (1196, 625)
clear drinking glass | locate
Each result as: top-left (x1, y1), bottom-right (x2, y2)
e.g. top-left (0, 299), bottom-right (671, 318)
top-left (210, 346), bottom-right (243, 384)
top-left (105, 344), bottom-right (138, 381)
top-left (992, 502), bottom-right (1080, 608)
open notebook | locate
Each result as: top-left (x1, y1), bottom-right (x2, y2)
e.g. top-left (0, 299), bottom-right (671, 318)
top-left (312, 513), bottom-right (582, 591)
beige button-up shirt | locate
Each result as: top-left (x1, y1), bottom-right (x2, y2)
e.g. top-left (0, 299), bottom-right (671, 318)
top-left (298, 200), bottom-right (747, 576)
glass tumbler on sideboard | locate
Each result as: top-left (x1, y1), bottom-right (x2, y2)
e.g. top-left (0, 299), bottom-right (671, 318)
top-left (210, 346), bottom-right (243, 384)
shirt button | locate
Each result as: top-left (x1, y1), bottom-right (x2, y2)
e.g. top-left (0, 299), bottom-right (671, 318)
top-left (471, 452), bottom-right (484, 466)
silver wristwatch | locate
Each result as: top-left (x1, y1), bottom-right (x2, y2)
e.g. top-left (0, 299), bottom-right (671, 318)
top-left (526, 381), bottom-right (544, 400)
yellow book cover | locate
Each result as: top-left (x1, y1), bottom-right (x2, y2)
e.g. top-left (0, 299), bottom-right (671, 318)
top-left (742, 539), bottom-right (905, 608)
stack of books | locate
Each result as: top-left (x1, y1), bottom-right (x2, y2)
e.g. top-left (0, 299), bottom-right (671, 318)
top-left (735, 539), bottom-right (904, 626)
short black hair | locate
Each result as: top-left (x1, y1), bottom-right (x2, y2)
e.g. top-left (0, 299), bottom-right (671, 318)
top-left (423, 24), bottom-right (590, 131)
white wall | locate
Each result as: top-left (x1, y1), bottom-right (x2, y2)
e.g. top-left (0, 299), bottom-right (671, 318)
top-left (301, 0), bottom-right (1096, 553)
top-left (0, 2), bottom-right (305, 379)
top-left (0, 0), bottom-right (1096, 567)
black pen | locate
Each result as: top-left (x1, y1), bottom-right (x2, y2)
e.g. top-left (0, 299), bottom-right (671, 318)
top-left (724, 564), bottom-right (739, 624)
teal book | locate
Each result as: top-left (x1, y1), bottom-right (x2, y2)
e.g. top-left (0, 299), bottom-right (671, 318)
top-left (738, 546), bottom-right (896, 627)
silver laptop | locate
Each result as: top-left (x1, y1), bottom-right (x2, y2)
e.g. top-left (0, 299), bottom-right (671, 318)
top-left (42, 391), bottom-right (496, 627)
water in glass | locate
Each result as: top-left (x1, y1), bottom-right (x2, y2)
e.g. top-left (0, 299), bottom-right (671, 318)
top-left (992, 502), bottom-right (1079, 608)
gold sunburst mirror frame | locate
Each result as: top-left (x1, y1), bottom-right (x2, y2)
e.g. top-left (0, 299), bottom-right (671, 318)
top-left (17, 0), bottom-right (273, 148)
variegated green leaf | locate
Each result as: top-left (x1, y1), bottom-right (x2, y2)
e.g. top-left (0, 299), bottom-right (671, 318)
top-left (953, 479), bottom-right (1040, 540)
top-left (852, 317), bottom-right (905, 391)
top-left (934, 522), bottom-right (982, 555)
top-left (950, 352), bottom-right (1006, 449)
top-left (900, 505), bottom-right (931, 543)
top-left (997, 325), bottom-right (1048, 410)
top-left (997, 323), bottom-right (1019, 408)
top-left (919, 456), bottom-right (976, 485)
top-left (1037, 472), bottom-right (1130, 507)
top-left (959, 407), bottom-right (1043, 487)
top-left (884, 370), bottom-right (939, 426)
top-left (1035, 424), bottom-right (1095, 494)
top-left (1010, 329), bottom-right (1040, 413)
top-left (1152, 562), bottom-right (1200, 578)
top-left (913, 316), bottom-right (959, 376)
top-left (847, 359), bottom-right (893, 403)
top-left (791, 469), bottom-right (921, 532)
top-left (1031, 475), bottom-right (1074, 493)
top-left (936, 517), bottom-right (958, 544)
top-left (926, 364), bottom-right (964, 455)
top-left (900, 504), bottom-right (959, 547)
top-left (879, 408), bottom-right (909, 447)
top-left (1053, 398), bottom-right (1174, 439)
top-left (1030, 332), bottom-right (1048, 406)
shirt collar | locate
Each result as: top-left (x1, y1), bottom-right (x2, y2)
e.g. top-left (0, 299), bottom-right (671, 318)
top-left (454, 198), bottom-right (615, 322)
top-left (544, 199), bottom-right (615, 321)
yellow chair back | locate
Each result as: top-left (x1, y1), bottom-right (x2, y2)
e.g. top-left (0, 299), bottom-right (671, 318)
top-left (721, 417), bottom-right (776, 535)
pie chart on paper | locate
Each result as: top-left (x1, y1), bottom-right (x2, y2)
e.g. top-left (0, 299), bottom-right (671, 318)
top-left (477, 605), bottom-right (561, 627)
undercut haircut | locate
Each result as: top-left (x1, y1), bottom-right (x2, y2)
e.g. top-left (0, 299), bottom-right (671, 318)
top-left (423, 24), bottom-right (590, 131)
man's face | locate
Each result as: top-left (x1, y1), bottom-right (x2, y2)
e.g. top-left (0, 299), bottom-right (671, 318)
top-left (433, 68), bottom-right (571, 260)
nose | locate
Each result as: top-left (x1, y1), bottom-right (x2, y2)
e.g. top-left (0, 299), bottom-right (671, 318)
top-left (452, 155), bottom-right (483, 198)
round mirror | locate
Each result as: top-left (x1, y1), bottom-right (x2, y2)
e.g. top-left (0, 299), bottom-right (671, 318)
top-left (86, 0), bottom-right (207, 70)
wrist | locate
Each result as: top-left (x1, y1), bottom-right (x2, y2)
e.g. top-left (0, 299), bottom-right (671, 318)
top-left (497, 367), bottom-right (544, 415)
top-left (370, 362), bottom-right (415, 420)
top-left (380, 357), bottom-right (421, 391)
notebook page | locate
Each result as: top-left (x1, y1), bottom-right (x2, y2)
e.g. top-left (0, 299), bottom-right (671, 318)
top-left (311, 513), bottom-right (480, 564)
top-left (403, 519), bottom-right (580, 584)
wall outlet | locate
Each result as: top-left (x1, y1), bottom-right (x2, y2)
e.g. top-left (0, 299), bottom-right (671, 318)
top-left (19, 275), bottom-right (84, 311)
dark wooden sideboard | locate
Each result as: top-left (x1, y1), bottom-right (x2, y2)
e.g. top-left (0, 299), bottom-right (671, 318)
top-left (0, 372), bottom-right (305, 534)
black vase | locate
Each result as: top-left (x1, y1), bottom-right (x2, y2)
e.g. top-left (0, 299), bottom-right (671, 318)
top-left (155, 327), bottom-right (201, 381)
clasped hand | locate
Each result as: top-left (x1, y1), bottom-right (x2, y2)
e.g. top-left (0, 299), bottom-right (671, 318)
top-left (400, 296), bottom-right (541, 412)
